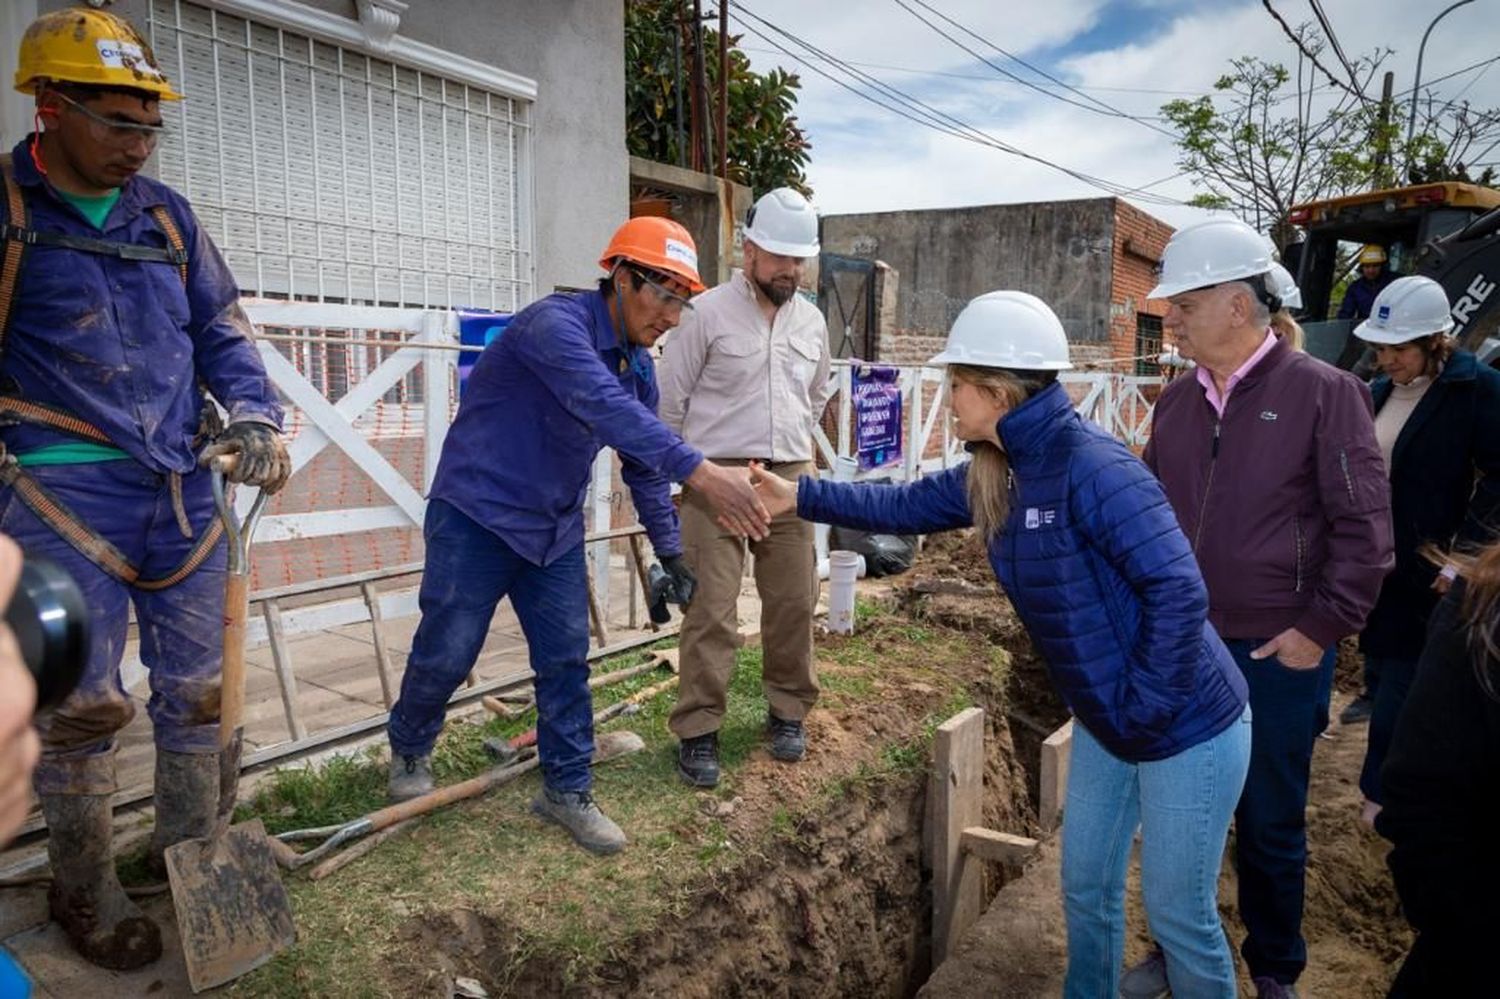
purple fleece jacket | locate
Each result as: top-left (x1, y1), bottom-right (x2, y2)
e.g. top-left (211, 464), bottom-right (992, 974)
top-left (1143, 337), bottom-right (1394, 648)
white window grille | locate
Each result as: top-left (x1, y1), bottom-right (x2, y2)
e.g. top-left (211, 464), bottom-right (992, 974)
top-left (146, 0), bottom-right (532, 312)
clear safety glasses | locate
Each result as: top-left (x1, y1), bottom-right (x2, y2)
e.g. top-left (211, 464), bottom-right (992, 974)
top-left (631, 268), bottom-right (696, 311)
top-left (54, 92), bottom-right (167, 148)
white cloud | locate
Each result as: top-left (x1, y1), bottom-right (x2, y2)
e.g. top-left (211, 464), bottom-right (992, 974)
top-left (735, 0), bottom-right (1500, 232)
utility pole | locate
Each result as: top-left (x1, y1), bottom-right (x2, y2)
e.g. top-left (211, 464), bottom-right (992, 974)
top-left (717, 2), bottom-right (728, 181)
top-left (673, 3), bottom-right (685, 169)
top-left (689, 0), bottom-right (706, 172)
top-left (1372, 71), bottom-right (1394, 190)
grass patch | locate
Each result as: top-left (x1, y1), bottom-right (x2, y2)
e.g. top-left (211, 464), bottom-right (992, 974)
top-left (224, 606), bottom-right (1002, 997)
top-left (225, 643), bottom-right (789, 997)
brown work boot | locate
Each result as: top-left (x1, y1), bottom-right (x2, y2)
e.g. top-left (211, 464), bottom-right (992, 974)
top-left (42, 793), bottom-right (163, 970)
top-left (146, 749), bottom-right (220, 880)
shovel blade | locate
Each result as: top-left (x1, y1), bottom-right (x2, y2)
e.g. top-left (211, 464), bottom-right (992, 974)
top-left (163, 818), bottom-right (296, 993)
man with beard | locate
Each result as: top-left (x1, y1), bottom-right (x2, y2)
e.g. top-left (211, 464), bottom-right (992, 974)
top-left (659, 188), bottom-right (832, 786)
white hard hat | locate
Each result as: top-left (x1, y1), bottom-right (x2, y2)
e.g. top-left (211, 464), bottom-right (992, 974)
top-left (1149, 217), bottom-right (1274, 299)
top-left (1266, 262), bottom-right (1302, 310)
top-left (1354, 275), bottom-right (1455, 344)
top-left (743, 187), bottom-right (820, 258)
top-left (928, 291), bottom-right (1073, 371)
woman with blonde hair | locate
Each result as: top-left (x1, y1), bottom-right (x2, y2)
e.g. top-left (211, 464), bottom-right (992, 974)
top-left (752, 291), bottom-right (1251, 997)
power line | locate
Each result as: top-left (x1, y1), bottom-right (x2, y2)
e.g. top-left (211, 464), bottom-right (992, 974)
top-left (1261, 0), bottom-right (1370, 104)
top-left (736, 50), bottom-right (1207, 97)
top-left (1306, 0), bottom-right (1365, 96)
top-left (730, 5), bottom-right (1189, 208)
top-left (894, 0), bottom-right (1177, 138)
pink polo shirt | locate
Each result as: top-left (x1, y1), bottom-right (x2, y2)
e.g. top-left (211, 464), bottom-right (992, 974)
top-left (1196, 329), bottom-right (1278, 417)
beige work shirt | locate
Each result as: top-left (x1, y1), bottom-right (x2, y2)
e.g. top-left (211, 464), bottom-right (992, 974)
top-left (659, 269), bottom-right (833, 462)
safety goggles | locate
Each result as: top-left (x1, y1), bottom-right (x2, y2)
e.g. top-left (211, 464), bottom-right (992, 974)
top-left (54, 91), bottom-right (167, 147)
top-left (631, 268), bottom-right (695, 311)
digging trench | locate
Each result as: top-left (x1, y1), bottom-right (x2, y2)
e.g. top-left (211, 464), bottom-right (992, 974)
top-left (399, 536), bottom-right (1071, 998)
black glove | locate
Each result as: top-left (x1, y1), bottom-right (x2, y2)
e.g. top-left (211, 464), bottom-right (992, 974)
top-left (659, 554), bottom-right (696, 607)
top-left (647, 554), bottom-right (697, 624)
top-left (199, 421), bottom-right (292, 494)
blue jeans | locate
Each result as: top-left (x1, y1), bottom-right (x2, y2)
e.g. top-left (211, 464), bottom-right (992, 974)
top-left (1061, 705), bottom-right (1251, 999)
top-left (1358, 654), bottom-right (1416, 805)
top-left (0, 461), bottom-right (227, 795)
top-left (388, 500), bottom-right (594, 791)
top-left (1228, 639), bottom-right (1336, 985)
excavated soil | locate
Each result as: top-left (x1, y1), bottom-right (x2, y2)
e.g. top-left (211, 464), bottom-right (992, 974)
top-left (381, 535), bottom-right (1038, 997)
top-left (382, 529), bottom-right (1406, 996)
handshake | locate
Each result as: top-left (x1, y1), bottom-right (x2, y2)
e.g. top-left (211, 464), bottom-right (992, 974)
top-left (682, 460), bottom-right (800, 540)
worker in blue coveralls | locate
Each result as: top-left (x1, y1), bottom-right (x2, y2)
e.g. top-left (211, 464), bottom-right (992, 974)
top-left (386, 216), bottom-right (772, 855)
top-left (0, 8), bottom-right (290, 973)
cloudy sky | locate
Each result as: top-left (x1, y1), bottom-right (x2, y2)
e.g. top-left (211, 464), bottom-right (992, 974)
top-left (730, 0), bottom-right (1500, 229)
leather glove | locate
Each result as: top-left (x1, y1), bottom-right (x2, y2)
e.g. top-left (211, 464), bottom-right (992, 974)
top-left (647, 554), bottom-right (697, 625)
top-left (659, 554), bottom-right (696, 607)
top-left (199, 421), bottom-right (292, 494)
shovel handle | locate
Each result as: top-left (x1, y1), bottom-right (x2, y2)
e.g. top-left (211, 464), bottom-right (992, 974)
top-left (219, 572), bottom-right (250, 744)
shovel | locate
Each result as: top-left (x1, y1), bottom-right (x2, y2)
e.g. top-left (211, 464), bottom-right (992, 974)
top-left (275, 729), bottom-right (648, 870)
top-left (163, 455), bottom-right (296, 993)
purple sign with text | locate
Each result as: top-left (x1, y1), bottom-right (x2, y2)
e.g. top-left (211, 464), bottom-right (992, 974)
top-left (852, 364), bottom-right (902, 471)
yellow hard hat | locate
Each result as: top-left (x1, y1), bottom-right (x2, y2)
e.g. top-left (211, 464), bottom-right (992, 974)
top-left (1358, 244), bottom-right (1387, 265)
top-left (15, 7), bottom-right (182, 101)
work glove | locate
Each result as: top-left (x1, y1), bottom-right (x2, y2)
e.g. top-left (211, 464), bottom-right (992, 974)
top-left (647, 554), bottom-right (697, 624)
top-left (199, 421), bottom-right (292, 495)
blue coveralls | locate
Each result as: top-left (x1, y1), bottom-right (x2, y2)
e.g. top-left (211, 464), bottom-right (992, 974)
top-left (0, 139), bottom-right (282, 795)
top-left (387, 289), bottom-right (703, 792)
top-left (1337, 269), bottom-right (1396, 321)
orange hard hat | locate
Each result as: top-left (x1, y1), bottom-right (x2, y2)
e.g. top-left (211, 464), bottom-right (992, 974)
top-left (599, 217), bottom-right (705, 294)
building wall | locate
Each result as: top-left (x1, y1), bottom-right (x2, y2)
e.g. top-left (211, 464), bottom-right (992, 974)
top-left (1109, 200), bottom-right (1175, 370)
top-left (37, 0), bottom-right (625, 301)
top-left (821, 198), bottom-right (1119, 345)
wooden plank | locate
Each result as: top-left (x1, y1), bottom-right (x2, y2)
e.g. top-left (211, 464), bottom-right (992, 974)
top-left (960, 827), bottom-right (1038, 868)
top-left (361, 582), bottom-right (397, 709)
top-left (584, 569), bottom-right (610, 647)
top-left (627, 533), bottom-right (659, 632)
top-left (931, 706), bottom-right (985, 967)
top-left (260, 599), bottom-right (308, 741)
top-left (1040, 719), bottom-right (1074, 836)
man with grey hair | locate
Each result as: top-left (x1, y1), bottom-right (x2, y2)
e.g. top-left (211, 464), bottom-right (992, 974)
top-left (1131, 218), bottom-right (1393, 999)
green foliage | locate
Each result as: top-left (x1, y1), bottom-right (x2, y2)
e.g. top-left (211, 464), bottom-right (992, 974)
top-left (1161, 36), bottom-right (1500, 248)
top-left (624, 0), bottom-right (812, 196)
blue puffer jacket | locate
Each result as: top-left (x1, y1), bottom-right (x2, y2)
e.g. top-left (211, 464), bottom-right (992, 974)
top-left (800, 382), bottom-right (1248, 762)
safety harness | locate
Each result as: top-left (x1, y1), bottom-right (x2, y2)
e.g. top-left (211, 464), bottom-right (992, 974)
top-left (0, 152), bottom-right (223, 590)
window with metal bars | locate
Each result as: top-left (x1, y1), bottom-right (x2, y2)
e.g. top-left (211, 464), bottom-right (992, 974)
top-left (1134, 313), bottom-right (1164, 376)
top-left (146, 0), bottom-right (532, 312)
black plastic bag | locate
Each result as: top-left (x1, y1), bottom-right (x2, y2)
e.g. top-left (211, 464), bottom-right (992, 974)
top-left (829, 525), bottom-right (916, 578)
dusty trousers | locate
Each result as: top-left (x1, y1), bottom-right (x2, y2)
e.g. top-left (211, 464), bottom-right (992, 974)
top-left (0, 461), bottom-right (227, 796)
top-left (669, 460), bottom-right (819, 739)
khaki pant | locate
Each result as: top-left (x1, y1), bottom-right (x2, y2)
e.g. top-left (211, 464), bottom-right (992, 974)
top-left (668, 460), bottom-right (819, 739)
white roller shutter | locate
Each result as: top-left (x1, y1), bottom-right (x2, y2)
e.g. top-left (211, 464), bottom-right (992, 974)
top-left (146, 0), bottom-right (531, 311)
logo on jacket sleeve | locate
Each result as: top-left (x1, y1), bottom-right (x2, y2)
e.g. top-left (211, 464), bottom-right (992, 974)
top-left (1024, 507), bottom-right (1056, 529)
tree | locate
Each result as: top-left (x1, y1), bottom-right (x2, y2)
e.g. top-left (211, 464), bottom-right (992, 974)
top-left (624, 1), bottom-right (812, 197)
top-left (1160, 24), bottom-right (1499, 250)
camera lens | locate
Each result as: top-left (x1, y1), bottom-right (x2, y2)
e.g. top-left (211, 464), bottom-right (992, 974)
top-left (4, 555), bottom-right (89, 711)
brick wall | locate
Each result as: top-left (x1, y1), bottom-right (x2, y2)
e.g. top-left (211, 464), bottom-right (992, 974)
top-left (1107, 201), bottom-right (1175, 369)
